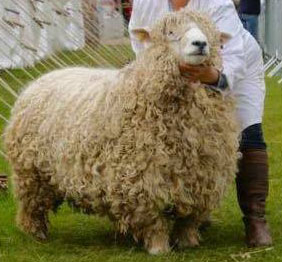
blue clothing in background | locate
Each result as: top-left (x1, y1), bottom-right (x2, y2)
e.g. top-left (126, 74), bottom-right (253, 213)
top-left (239, 0), bottom-right (261, 41)
top-left (240, 0), bottom-right (261, 15)
top-left (239, 13), bottom-right (259, 41)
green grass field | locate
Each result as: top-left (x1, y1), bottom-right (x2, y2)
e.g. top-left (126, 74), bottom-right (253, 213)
top-left (0, 53), bottom-right (281, 262)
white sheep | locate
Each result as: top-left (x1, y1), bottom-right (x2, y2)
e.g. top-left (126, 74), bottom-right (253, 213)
top-left (4, 10), bottom-right (239, 254)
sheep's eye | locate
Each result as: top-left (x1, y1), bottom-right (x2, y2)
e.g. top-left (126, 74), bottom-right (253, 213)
top-left (167, 31), bottom-right (180, 41)
top-left (168, 31), bottom-right (176, 38)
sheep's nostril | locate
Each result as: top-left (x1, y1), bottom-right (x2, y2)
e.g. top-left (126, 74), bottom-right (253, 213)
top-left (192, 41), bottom-right (207, 50)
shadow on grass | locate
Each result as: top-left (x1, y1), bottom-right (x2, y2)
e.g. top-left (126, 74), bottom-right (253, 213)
top-left (45, 211), bottom-right (245, 252)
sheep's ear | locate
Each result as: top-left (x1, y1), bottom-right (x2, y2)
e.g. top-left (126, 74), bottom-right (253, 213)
top-left (220, 32), bottom-right (232, 45)
top-left (131, 28), bottom-right (151, 43)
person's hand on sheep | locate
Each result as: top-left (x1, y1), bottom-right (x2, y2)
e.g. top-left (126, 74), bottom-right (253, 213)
top-left (179, 63), bottom-right (220, 85)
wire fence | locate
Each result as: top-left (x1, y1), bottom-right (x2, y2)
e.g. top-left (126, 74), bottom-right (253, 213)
top-left (259, 0), bottom-right (282, 83)
top-left (0, 0), bottom-right (134, 171)
top-left (259, 0), bottom-right (282, 60)
top-left (0, 0), bottom-right (282, 172)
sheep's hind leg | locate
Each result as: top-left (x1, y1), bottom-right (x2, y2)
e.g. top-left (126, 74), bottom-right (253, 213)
top-left (173, 217), bottom-right (201, 249)
top-left (141, 217), bottom-right (170, 255)
top-left (13, 171), bottom-right (62, 241)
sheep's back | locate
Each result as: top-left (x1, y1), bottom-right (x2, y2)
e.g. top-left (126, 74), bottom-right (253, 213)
top-left (4, 67), bottom-right (120, 176)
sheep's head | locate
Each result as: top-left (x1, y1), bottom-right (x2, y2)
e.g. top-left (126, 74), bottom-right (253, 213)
top-left (132, 10), bottom-right (230, 66)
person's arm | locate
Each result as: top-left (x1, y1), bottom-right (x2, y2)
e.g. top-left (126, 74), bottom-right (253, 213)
top-left (212, 3), bottom-right (247, 90)
top-left (170, 0), bottom-right (189, 11)
top-left (179, 64), bottom-right (220, 85)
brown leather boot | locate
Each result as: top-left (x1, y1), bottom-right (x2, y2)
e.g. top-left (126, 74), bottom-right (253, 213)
top-left (236, 149), bottom-right (273, 247)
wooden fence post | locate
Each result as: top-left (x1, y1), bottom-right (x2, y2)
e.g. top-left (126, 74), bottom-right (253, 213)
top-left (82, 0), bottom-right (100, 46)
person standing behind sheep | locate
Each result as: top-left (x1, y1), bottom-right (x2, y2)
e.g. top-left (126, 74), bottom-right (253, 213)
top-left (238, 0), bottom-right (261, 42)
top-left (129, 0), bottom-right (272, 248)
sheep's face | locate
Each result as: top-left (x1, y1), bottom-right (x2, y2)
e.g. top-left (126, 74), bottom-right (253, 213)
top-left (166, 22), bottom-right (210, 65)
top-left (131, 10), bottom-right (225, 66)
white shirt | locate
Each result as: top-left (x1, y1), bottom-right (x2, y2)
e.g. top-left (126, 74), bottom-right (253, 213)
top-left (129, 0), bottom-right (265, 131)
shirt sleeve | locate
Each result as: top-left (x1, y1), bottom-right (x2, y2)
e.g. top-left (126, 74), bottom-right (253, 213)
top-left (208, 2), bottom-right (247, 89)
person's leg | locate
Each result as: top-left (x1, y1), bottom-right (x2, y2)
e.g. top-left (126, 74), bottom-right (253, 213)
top-left (239, 14), bottom-right (259, 42)
top-left (247, 15), bottom-right (259, 42)
top-left (236, 123), bottom-right (272, 247)
top-left (239, 13), bottom-right (248, 30)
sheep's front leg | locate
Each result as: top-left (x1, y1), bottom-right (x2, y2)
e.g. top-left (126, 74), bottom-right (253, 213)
top-left (173, 217), bottom-right (201, 249)
top-left (142, 217), bottom-right (170, 255)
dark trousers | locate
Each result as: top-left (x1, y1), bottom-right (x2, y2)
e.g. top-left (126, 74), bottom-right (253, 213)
top-left (239, 13), bottom-right (259, 42)
top-left (240, 123), bottom-right (266, 151)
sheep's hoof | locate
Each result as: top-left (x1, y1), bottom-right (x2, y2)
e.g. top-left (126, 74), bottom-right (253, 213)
top-left (176, 231), bottom-right (200, 249)
top-left (148, 245), bottom-right (170, 255)
top-left (32, 230), bottom-right (48, 242)
top-left (178, 236), bottom-right (199, 249)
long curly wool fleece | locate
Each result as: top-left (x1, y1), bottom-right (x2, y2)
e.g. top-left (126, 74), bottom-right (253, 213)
top-left (5, 10), bottom-right (239, 241)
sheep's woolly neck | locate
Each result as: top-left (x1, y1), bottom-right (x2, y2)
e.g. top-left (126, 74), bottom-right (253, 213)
top-left (4, 10), bottom-right (239, 240)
